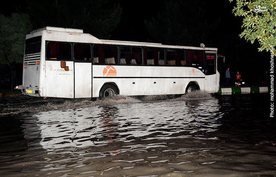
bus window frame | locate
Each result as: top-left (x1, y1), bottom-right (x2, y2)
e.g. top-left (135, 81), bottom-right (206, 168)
top-left (204, 53), bottom-right (216, 75)
top-left (185, 49), bottom-right (204, 71)
top-left (25, 36), bottom-right (42, 55)
top-left (144, 47), bottom-right (166, 66)
top-left (44, 41), bottom-right (215, 73)
top-left (73, 43), bottom-right (92, 62)
top-left (118, 45), bottom-right (143, 65)
top-left (46, 41), bottom-right (73, 61)
top-left (92, 44), bottom-right (118, 65)
top-left (165, 49), bottom-right (185, 66)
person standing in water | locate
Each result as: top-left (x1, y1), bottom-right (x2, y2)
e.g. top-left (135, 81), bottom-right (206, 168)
top-left (225, 68), bottom-right (231, 87)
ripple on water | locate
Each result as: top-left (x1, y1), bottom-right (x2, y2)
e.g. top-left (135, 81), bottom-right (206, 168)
top-left (1, 93), bottom-right (274, 177)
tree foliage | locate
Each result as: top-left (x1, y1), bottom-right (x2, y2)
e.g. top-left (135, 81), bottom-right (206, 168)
top-left (0, 13), bottom-right (32, 65)
top-left (229, 0), bottom-right (276, 55)
top-left (145, 0), bottom-right (220, 46)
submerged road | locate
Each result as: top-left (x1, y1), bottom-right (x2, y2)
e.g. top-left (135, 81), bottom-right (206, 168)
top-left (0, 92), bottom-right (275, 176)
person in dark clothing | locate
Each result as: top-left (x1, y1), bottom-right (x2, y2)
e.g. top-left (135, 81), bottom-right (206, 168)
top-left (225, 68), bottom-right (231, 87)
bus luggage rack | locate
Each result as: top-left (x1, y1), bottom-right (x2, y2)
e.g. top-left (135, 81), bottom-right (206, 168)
top-left (24, 52), bottom-right (41, 65)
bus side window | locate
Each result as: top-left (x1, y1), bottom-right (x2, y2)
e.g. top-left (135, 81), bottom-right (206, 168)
top-left (93, 45), bottom-right (104, 64)
top-left (74, 43), bottom-right (91, 61)
top-left (145, 47), bottom-right (155, 65)
top-left (165, 49), bottom-right (184, 66)
top-left (158, 49), bottom-right (165, 66)
top-left (133, 47), bottom-right (142, 65)
top-left (177, 50), bottom-right (185, 66)
top-left (166, 49), bottom-right (176, 66)
top-left (186, 50), bottom-right (204, 69)
top-left (104, 45), bottom-right (117, 65)
top-left (120, 46), bottom-right (131, 65)
top-left (46, 42), bottom-right (71, 60)
top-left (145, 47), bottom-right (165, 66)
top-left (120, 46), bottom-right (142, 65)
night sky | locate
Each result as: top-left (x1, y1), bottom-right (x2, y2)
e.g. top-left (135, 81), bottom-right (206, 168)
top-left (0, 0), bottom-right (270, 86)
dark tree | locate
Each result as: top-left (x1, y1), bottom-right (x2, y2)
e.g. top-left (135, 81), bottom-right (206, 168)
top-left (26, 0), bottom-right (122, 38)
top-left (0, 13), bottom-right (32, 90)
top-left (0, 14), bottom-right (31, 65)
top-left (145, 0), bottom-right (220, 46)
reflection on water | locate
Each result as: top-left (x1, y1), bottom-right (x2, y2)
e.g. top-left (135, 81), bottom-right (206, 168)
top-left (0, 93), bottom-right (275, 176)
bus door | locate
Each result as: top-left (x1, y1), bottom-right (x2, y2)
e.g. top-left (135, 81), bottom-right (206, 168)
top-left (46, 42), bottom-right (74, 98)
top-left (204, 51), bottom-right (218, 92)
top-left (73, 43), bottom-right (92, 98)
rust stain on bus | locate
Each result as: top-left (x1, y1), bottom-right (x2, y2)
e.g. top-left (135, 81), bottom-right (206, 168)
top-left (60, 61), bottom-right (69, 71)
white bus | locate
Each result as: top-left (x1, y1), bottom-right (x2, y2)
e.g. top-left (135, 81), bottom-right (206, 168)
top-left (19, 27), bottom-right (219, 99)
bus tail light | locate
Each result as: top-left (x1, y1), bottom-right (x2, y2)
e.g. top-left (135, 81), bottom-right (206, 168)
top-left (36, 61), bottom-right (40, 65)
top-left (24, 62), bottom-right (27, 66)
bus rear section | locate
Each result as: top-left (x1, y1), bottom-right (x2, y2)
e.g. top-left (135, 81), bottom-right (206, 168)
top-left (21, 36), bottom-right (42, 96)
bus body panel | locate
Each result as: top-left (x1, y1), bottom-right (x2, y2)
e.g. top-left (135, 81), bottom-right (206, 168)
top-left (43, 61), bottom-right (74, 98)
top-left (22, 51), bottom-right (42, 96)
top-left (92, 65), bottom-right (207, 97)
top-left (75, 62), bottom-right (92, 98)
top-left (204, 72), bottom-right (220, 93)
top-left (20, 27), bottom-right (220, 99)
top-left (93, 65), bottom-right (206, 78)
top-left (93, 77), bottom-right (206, 97)
top-left (22, 64), bottom-right (40, 96)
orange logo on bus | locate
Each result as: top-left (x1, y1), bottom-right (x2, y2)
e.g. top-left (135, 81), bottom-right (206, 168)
top-left (188, 68), bottom-right (200, 75)
top-left (103, 65), bottom-right (117, 77)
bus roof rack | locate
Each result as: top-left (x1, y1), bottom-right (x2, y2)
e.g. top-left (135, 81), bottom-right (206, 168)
top-left (101, 39), bottom-right (163, 47)
top-left (45, 26), bottom-right (83, 33)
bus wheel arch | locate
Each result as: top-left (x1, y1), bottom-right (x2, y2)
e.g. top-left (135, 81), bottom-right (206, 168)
top-left (99, 82), bottom-right (119, 99)
top-left (185, 82), bottom-right (200, 94)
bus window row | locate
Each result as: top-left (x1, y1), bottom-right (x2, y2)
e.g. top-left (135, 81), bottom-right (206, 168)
top-left (46, 42), bottom-right (212, 69)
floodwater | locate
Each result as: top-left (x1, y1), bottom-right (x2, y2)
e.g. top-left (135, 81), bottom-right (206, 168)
top-left (0, 92), bottom-right (275, 176)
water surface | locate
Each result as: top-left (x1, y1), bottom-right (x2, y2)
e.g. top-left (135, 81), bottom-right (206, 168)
top-left (0, 93), bottom-right (275, 176)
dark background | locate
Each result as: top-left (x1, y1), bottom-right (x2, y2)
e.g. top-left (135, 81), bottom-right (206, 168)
top-left (0, 0), bottom-right (270, 89)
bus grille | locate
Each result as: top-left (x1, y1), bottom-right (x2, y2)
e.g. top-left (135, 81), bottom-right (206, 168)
top-left (24, 52), bottom-right (41, 65)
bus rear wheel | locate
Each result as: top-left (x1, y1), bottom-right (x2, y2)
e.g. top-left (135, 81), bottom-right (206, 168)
top-left (99, 84), bottom-right (119, 99)
top-left (185, 83), bottom-right (199, 94)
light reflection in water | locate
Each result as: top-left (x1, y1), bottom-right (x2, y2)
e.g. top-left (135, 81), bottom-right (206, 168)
top-left (1, 94), bottom-right (275, 176)
top-left (36, 99), bottom-right (223, 152)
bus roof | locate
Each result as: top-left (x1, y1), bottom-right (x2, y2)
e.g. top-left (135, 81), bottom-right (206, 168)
top-left (101, 39), bottom-right (217, 51)
top-left (30, 26), bottom-right (83, 34)
top-left (28, 26), bottom-right (218, 51)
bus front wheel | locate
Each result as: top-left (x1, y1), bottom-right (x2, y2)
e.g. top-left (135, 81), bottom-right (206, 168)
top-left (99, 84), bottom-right (119, 99)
